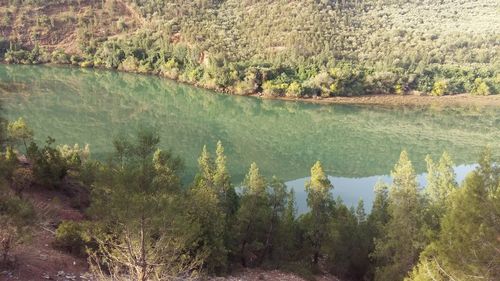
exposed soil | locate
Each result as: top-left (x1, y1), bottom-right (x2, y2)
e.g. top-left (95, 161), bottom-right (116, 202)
top-left (209, 268), bottom-right (340, 281)
top-left (0, 0), bottom-right (140, 54)
top-left (253, 92), bottom-right (500, 108)
top-left (0, 187), bottom-right (88, 281)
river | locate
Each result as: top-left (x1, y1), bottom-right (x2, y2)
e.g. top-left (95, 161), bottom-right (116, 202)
top-left (1, 65), bottom-right (499, 212)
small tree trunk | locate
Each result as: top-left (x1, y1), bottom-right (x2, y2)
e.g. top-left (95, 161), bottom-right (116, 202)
top-left (139, 215), bottom-right (147, 281)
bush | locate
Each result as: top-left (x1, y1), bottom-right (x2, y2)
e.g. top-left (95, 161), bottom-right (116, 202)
top-left (11, 168), bottom-right (33, 197)
top-left (431, 80), bottom-right (449, 96)
top-left (234, 79), bottom-right (256, 95)
top-left (286, 82), bottom-right (304, 98)
top-left (4, 49), bottom-right (30, 64)
top-left (0, 146), bottom-right (18, 181)
top-left (262, 80), bottom-right (288, 97)
top-left (27, 138), bottom-right (69, 189)
top-left (51, 50), bottom-right (70, 64)
top-left (471, 78), bottom-right (491, 96)
top-left (54, 221), bottom-right (91, 257)
top-left (0, 187), bottom-right (36, 266)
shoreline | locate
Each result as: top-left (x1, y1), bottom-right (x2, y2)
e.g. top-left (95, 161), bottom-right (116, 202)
top-left (2, 62), bottom-right (500, 108)
top-left (252, 92), bottom-right (500, 108)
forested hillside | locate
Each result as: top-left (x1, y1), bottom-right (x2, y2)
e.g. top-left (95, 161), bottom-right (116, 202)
top-left (0, 0), bottom-right (498, 97)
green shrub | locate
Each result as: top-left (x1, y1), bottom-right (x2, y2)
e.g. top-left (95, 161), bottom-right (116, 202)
top-left (431, 80), bottom-right (449, 96)
top-left (471, 78), bottom-right (491, 96)
top-left (51, 50), bottom-right (70, 64)
top-left (0, 187), bottom-right (35, 265)
top-left (286, 82), bottom-right (304, 98)
top-left (27, 137), bottom-right (69, 189)
top-left (4, 49), bottom-right (30, 64)
top-left (262, 80), bottom-right (288, 97)
top-left (54, 220), bottom-right (91, 257)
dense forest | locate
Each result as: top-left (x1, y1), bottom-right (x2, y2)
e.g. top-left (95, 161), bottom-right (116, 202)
top-left (1, 116), bottom-right (499, 280)
top-left (0, 0), bottom-right (498, 97)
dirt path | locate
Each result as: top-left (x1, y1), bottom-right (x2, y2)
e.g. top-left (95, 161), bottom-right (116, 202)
top-left (209, 268), bottom-right (341, 281)
top-left (116, 0), bottom-right (146, 27)
top-left (0, 189), bottom-right (88, 281)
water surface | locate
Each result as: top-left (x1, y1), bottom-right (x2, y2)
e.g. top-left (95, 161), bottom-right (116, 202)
top-left (1, 65), bottom-right (499, 212)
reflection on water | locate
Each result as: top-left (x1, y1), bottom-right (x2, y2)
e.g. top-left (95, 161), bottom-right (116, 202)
top-left (0, 65), bottom-right (498, 211)
top-left (288, 164), bottom-right (476, 214)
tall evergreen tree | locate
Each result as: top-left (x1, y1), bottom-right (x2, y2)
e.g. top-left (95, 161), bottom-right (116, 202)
top-left (89, 130), bottom-right (197, 280)
top-left (425, 152), bottom-right (457, 208)
top-left (366, 181), bottom-right (390, 280)
top-left (196, 145), bottom-right (214, 189)
top-left (424, 152), bottom-right (457, 237)
top-left (407, 148), bottom-right (500, 281)
top-left (373, 150), bottom-right (424, 281)
top-left (355, 198), bottom-right (366, 224)
top-left (275, 188), bottom-right (298, 261)
top-left (235, 163), bottom-right (271, 267)
top-left (303, 161), bottom-right (334, 264)
top-left (213, 141), bottom-right (238, 219)
top-left (368, 181), bottom-right (390, 239)
top-left (185, 146), bottom-right (227, 274)
top-left (260, 176), bottom-right (288, 264)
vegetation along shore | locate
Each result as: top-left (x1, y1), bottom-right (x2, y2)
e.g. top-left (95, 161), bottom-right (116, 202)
top-left (0, 0), bottom-right (498, 104)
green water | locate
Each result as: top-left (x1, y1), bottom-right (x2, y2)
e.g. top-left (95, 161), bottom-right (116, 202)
top-left (1, 65), bottom-right (499, 211)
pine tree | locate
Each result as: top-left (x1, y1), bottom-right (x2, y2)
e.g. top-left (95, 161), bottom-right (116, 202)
top-left (89, 130), bottom-right (199, 280)
top-left (185, 146), bottom-right (228, 273)
top-left (260, 176), bottom-right (288, 263)
top-left (425, 152), bottom-right (457, 208)
top-left (368, 181), bottom-right (390, 238)
top-left (235, 163), bottom-right (271, 267)
top-left (275, 188), bottom-right (298, 261)
top-left (407, 149), bottom-right (500, 281)
top-left (424, 152), bottom-right (457, 236)
top-left (355, 199), bottom-right (366, 224)
top-left (186, 183), bottom-right (227, 273)
top-left (304, 161), bottom-right (334, 264)
top-left (196, 145), bottom-right (214, 189)
top-left (373, 150), bottom-right (424, 281)
top-left (214, 141), bottom-right (238, 219)
top-left (366, 181), bottom-right (390, 280)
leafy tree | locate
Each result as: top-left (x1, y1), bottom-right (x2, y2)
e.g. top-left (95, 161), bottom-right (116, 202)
top-left (7, 117), bottom-right (33, 152)
top-left (471, 78), bottom-right (491, 96)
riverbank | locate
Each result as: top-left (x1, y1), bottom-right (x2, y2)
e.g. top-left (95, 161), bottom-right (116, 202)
top-left (2, 62), bottom-right (499, 108)
top-left (254, 92), bottom-right (500, 108)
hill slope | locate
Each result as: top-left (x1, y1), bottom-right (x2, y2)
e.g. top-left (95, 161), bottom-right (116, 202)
top-left (0, 0), bottom-right (498, 97)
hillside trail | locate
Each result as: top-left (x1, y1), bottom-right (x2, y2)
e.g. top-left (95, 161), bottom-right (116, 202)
top-left (0, 188), bottom-right (88, 281)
